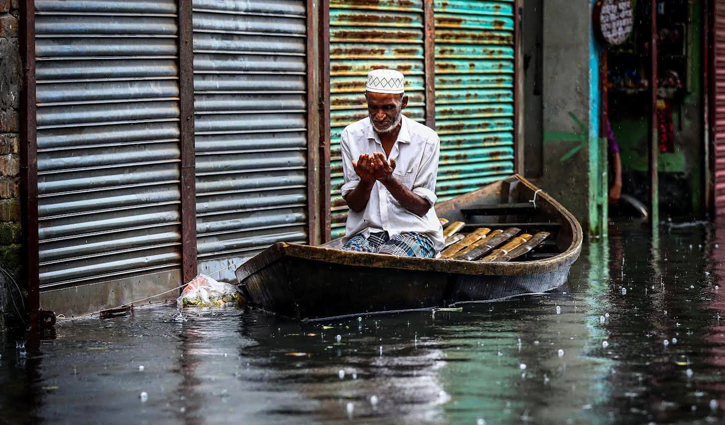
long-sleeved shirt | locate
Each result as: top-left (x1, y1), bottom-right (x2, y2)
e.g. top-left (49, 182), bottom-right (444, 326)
top-left (340, 115), bottom-right (445, 252)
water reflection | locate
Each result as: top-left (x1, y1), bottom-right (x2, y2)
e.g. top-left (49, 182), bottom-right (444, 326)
top-left (2, 225), bottom-right (725, 424)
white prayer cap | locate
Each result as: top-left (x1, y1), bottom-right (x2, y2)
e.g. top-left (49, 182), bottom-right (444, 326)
top-left (366, 69), bottom-right (405, 94)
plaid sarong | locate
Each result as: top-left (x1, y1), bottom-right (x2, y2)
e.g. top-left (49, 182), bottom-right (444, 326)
top-left (342, 232), bottom-right (435, 258)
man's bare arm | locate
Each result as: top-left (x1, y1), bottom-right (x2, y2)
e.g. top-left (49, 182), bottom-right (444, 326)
top-left (344, 154), bottom-right (377, 212)
top-left (380, 176), bottom-right (431, 217)
top-left (344, 178), bottom-right (376, 212)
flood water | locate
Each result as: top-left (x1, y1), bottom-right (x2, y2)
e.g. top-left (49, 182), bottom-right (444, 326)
top-left (4, 223), bottom-right (725, 424)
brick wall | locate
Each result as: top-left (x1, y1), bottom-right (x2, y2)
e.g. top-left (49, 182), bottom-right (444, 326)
top-left (0, 0), bottom-right (20, 278)
top-left (0, 0), bottom-right (21, 330)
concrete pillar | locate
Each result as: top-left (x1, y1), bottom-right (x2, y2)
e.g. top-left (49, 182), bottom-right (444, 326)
top-left (537, 0), bottom-right (605, 236)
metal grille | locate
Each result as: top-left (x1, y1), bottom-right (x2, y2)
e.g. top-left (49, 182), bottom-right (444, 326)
top-left (434, 0), bottom-right (515, 200)
top-left (715, 0), bottom-right (725, 212)
top-left (328, 0), bottom-right (426, 239)
top-left (35, 0), bottom-right (183, 287)
top-left (192, 0), bottom-right (309, 278)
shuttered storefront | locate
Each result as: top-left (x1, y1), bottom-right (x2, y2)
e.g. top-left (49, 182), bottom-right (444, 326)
top-left (35, 1), bottom-right (184, 288)
top-left (192, 0), bottom-right (310, 278)
top-left (328, 0), bottom-right (427, 239)
top-left (714, 0), bottom-right (725, 213)
top-left (434, 0), bottom-right (516, 200)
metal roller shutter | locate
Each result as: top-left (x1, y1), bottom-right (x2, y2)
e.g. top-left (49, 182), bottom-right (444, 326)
top-left (329, 0), bottom-right (427, 239)
top-left (434, 0), bottom-right (515, 200)
top-left (35, 0), bottom-right (183, 287)
top-left (192, 0), bottom-right (309, 277)
top-left (715, 0), bottom-right (725, 213)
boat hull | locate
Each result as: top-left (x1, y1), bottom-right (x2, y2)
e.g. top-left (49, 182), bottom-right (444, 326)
top-left (236, 175), bottom-right (583, 321)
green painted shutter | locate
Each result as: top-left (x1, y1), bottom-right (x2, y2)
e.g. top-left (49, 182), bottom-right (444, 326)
top-left (434, 0), bottom-right (516, 200)
top-left (328, 0), bottom-right (427, 239)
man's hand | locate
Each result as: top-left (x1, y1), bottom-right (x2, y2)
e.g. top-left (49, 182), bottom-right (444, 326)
top-left (609, 183), bottom-right (622, 205)
top-left (370, 152), bottom-right (396, 182)
top-left (352, 154), bottom-right (376, 182)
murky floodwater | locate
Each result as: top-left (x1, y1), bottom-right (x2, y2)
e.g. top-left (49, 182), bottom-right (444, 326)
top-left (4, 223), bottom-right (725, 424)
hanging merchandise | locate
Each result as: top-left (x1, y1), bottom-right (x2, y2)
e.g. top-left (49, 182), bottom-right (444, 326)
top-left (656, 99), bottom-right (674, 153)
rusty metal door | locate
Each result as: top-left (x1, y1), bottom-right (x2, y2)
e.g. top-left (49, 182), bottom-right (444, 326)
top-left (192, 0), bottom-right (311, 279)
top-left (34, 1), bottom-right (185, 290)
top-left (714, 0), bottom-right (725, 213)
top-left (433, 0), bottom-right (516, 200)
top-left (328, 0), bottom-right (428, 239)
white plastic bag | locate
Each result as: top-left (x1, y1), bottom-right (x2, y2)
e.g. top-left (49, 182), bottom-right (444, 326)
top-left (177, 274), bottom-right (244, 307)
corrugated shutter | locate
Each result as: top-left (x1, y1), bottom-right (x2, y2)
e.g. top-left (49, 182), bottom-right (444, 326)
top-left (192, 0), bottom-right (309, 275)
top-left (714, 0), bottom-right (725, 212)
top-left (434, 0), bottom-right (515, 200)
top-left (328, 0), bottom-right (427, 239)
top-left (34, 1), bottom-right (183, 287)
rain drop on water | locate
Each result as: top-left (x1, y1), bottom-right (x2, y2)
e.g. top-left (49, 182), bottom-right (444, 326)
top-left (686, 369), bottom-right (694, 378)
top-left (600, 316), bottom-right (606, 324)
top-left (338, 370), bottom-right (345, 379)
top-left (520, 363), bottom-right (527, 370)
top-left (558, 349), bottom-right (564, 357)
top-left (336, 335), bottom-right (342, 343)
top-left (370, 395), bottom-right (379, 406)
top-left (710, 399), bottom-right (718, 411)
top-left (602, 341), bottom-right (609, 349)
top-left (346, 402), bottom-right (354, 418)
top-left (477, 419), bottom-right (486, 425)
top-left (556, 306), bottom-right (561, 315)
top-left (138, 365), bottom-right (144, 372)
top-left (139, 392), bottom-right (148, 403)
top-left (663, 340), bottom-right (669, 347)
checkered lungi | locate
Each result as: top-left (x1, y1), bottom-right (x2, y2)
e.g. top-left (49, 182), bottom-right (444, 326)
top-left (342, 231), bottom-right (435, 258)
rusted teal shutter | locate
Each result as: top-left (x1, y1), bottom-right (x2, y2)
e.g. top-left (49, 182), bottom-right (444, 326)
top-left (328, 0), bottom-right (427, 239)
top-left (192, 0), bottom-right (310, 279)
top-left (434, 0), bottom-right (515, 200)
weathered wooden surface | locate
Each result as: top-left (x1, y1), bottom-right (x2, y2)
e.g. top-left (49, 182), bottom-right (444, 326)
top-left (441, 228), bottom-right (491, 258)
top-left (236, 175), bottom-right (584, 320)
top-left (480, 234), bottom-right (533, 262)
top-left (457, 227), bottom-right (521, 261)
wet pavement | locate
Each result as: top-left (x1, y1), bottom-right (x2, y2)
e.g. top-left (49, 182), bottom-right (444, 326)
top-left (3, 223), bottom-right (725, 424)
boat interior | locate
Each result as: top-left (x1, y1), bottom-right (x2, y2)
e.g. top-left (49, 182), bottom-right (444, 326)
top-left (326, 175), bottom-right (578, 263)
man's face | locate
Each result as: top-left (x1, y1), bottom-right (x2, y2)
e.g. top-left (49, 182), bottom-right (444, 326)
top-left (365, 91), bottom-right (409, 134)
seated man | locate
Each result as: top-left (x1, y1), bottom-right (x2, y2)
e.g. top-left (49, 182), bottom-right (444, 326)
top-left (340, 69), bottom-right (444, 258)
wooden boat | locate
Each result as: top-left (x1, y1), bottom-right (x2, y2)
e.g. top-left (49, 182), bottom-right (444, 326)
top-left (235, 175), bottom-right (583, 321)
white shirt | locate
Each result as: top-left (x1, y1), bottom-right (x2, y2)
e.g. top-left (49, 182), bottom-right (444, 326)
top-left (340, 115), bottom-right (445, 252)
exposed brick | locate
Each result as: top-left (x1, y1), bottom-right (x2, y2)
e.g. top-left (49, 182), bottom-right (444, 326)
top-left (0, 134), bottom-right (18, 155)
top-left (0, 154), bottom-right (18, 177)
top-left (0, 14), bottom-right (17, 39)
top-left (0, 199), bottom-right (19, 222)
top-left (0, 37), bottom-right (20, 133)
top-left (0, 222), bottom-right (20, 245)
top-left (0, 178), bottom-right (18, 199)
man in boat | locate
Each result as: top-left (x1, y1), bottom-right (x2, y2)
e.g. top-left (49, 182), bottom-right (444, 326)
top-left (339, 69), bottom-right (445, 258)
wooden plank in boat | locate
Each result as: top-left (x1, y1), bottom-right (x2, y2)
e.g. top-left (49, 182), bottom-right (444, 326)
top-left (461, 203), bottom-right (537, 216)
top-left (463, 222), bottom-right (561, 232)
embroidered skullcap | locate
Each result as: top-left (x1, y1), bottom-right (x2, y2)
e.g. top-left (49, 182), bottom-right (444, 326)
top-left (366, 69), bottom-right (405, 94)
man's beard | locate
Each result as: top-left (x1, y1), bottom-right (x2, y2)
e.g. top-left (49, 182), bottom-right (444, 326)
top-left (372, 113), bottom-right (402, 134)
